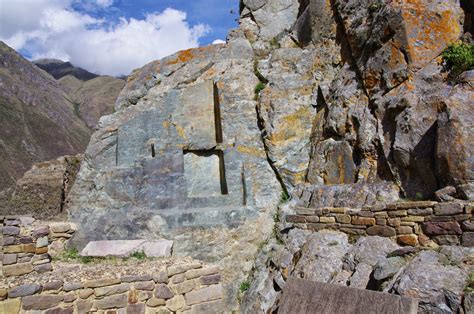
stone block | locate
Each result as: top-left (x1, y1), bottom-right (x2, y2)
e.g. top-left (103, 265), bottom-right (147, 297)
top-left (134, 281), bottom-right (155, 291)
top-left (461, 220), bottom-right (474, 231)
top-left (200, 274), bottom-right (221, 286)
top-left (36, 236), bottom-right (49, 248)
top-left (43, 280), bottom-right (64, 291)
top-left (167, 263), bottom-right (201, 276)
top-left (306, 216), bottom-right (320, 223)
top-left (18, 236), bottom-right (33, 244)
top-left (8, 283), bottom-right (41, 298)
top-left (50, 222), bottom-right (71, 233)
top-left (329, 207), bottom-right (348, 214)
top-left (422, 221), bottom-right (462, 236)
top-left (76, 299), bottom-right (93, 313)
top-left (184, 151), bottom-right (223, 197)
top-left (0, 299), bottom-right (21, 314)
top-left (94, 293), bottom-right (128, 310)
top-left (78, 288), bottom-right (94, 299)
top-left (376, 218), bottom-right (387, 226)
top-left (278, 278), bottom-right (418, 313)
top-left (433, 235), bottom-right (460, 245)
top-left (4, 262), bottom-right (33, 277)
top-left (36, 247), bottom-right (48, 254)
top-left (32, 226), bottom-right (49, 238)
top-left (94, 283), bottom-right (130, 297)
top-left (63, 282), bottom-right (84, 291)
top-left (155, 284), bottom-right (174, 299)
top-left (335, 214), bottom-right (351, 224)
top-left (166, 295), bottom-right (185, 312)
top-left (84, 278), bottom-right (120, 288)
top-left (185, 284), bottom-right (222, 306)
top-left (63, 293), bottom-right (77, 303)
top-left (396, 226), bottom-right (413, 235)
top-left (81, 239), bottom-right (172, 258)
top-left (22, 295), bottom-right (63, 310)
top-left (397, 235), bottom-right (418, 246)
top-left (35, 262), bottom-right (53, 273)
top-left (3, 236), bottom-right (15, 245)
top-left (395, 201), bottom-right (435, 210)
top-left (366, 226), bottom-right (396, 237)
top-left (401, 216), bottom-right (425, 222)
top-left (461, 232), bottom-right (474, 247)
top-left (171, 273), bottom-right (185, 284)
top-left (0, 288), bottom-right (7, 301)
top-left (170, 279), bottom-right (200, 295)
top-left (154, 271), bottom-right (169, 284)
top-left (286, 215), bottom-right (306, 223)
top-left (388, 210), bottom-right (408, 218)
top-left (3, 226), bottom-right (20, 236)
top-left (3, 253), bottom-right (17, 265)
top-left (127, 303), bottom-right (146, 314)
top-left (320, 217), bottom-right (336, 223)
top-left (295, 207), bottom-right (315, 215)
top-left (387, 218), bottom-right (401, 227)
top-left (352, 217), bottom-right (375, 226)
top-left (434, 203), bottom-right (463, 216)
top-left (407, 208), bottom-right (433, 216)
top-left (3, 245), bottom-right (23, 253)
top-left (44, 307), bottom-right (74, 314)
top-left (147, 297), bottom-right (166, 307)
top-left (122, 275), bottom-right (153, 282)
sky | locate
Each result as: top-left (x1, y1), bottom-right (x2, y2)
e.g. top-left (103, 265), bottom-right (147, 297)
top-left (0, 0), bottom-right (239, 76)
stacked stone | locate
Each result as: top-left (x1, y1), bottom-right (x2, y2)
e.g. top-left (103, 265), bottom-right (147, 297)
top-left (0, 262), bottom-right (223, 313)
top-left (1, 217), bottom-right (52, 277)
top-left (286, 201), bottom-right (473, 247)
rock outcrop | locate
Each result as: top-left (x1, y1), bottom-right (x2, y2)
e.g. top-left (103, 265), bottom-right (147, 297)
top-left (0, 156), bottom-right (82, 220)
top-left (64, 0), bottom-right (473, 312)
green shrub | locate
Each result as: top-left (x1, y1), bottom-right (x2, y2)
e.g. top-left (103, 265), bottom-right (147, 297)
top-left (239, 281), bottom-right (250, 293)
top-left (65, 247), bottom-right (79, 259)
top-left (442, 41), bottom-right (474, 79)
top-left (466, 272), bottom-right (474, 293)
top-left (130, 250), bottom-right (147, 260)
top-left (254, 82), bottom-right (266, 100)
top-left (280, 190), bottom-right (290, 204)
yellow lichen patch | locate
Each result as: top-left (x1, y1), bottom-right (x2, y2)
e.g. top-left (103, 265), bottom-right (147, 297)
top-left (400, 0), bottom-right (462, 70)
top-left (172, 122), bottom-right (187, 140)
top-left (237, 145), bottom-right (267, 158)
top-left (269, 107), bottom-right (313, 143)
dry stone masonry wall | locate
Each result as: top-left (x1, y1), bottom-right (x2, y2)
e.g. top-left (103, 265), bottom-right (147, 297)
top-left (286, 201), bottom-right (474, 247)
top-left (0, 261), bottom-right (223, 313)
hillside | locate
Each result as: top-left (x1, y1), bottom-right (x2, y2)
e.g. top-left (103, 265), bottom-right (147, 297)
top-left (0, 42), bottom-right (91, 192)
top-left (34, 59), bottom-right (126, 128)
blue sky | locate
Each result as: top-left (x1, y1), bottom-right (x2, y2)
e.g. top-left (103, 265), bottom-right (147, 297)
top-left (0, 0), bottom-right (240, 75)
top-left (72, 0), bottom-right (240, 45)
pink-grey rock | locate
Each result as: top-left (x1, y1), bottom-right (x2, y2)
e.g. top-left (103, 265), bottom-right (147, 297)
top-left (80, 239), bottom-right (172, 258)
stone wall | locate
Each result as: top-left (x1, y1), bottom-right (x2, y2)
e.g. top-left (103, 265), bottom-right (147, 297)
top-left (1, 217), bottom-right (52, 277)
top-left (1, 216), bottom-right (76, 277)
top-left (286, 201), bottom-right (473, 246)
top-left (0, 262), bottom-right (223, 313)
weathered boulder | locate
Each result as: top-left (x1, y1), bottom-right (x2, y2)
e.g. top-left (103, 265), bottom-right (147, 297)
top-left (394, 250), bottom-right (468, 313)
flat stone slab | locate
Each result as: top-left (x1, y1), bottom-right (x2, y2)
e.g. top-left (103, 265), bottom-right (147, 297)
top-left (80, 240), bottom-right (173, 258)
top-left (279, 277), bottom-right (418, 314)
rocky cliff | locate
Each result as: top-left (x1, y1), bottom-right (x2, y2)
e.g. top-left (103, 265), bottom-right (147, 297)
top-left (0, 42), bottom-right (91, 193)
top-left (65, 0), bottom-right (473, 312)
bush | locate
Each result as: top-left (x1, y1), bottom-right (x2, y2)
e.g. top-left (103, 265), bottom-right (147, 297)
top-left (65, 247), bottom-right (79, 259)
top-left (130, 250), bottom-right (147, 260)
top-left (239, 281), bottom-right (250, 293)
top-left (442, 41), bottom-right (474, 79)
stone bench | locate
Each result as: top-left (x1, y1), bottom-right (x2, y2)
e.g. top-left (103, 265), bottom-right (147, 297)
top-left (80, 239), bottom-right (173, 258)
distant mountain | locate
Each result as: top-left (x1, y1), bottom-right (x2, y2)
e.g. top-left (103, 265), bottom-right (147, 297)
top-left (34, 60), bottom-right (126, 129)
top-left (33, 58), bottom-right (99, 81)
top-left (0, 41), bottom-right (91, 192)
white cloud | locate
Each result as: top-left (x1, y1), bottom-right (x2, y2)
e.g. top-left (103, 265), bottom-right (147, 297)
top-left (212, 39), bottom-right (226, 44)
top-left (95, 0), bottom-right (113, 8)
top-left (0, 1), bottom-right (210, 76)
